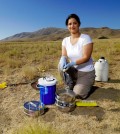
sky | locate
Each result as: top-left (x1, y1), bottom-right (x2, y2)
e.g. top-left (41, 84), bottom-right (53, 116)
top-left (0, 0), bottom-right (120, 40)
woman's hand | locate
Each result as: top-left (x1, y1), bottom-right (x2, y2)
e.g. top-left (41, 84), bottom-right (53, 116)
top-left (63, 62), bottom-right (76, 70)
top-left (59, 56), bottom-right (67, 70)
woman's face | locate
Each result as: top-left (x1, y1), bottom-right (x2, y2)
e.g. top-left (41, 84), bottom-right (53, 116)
top-left (67, 18), bottom-right (80, 34)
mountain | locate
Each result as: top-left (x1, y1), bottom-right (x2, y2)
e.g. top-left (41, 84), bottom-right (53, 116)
top-left (1, 27), bottom-right (120, 42)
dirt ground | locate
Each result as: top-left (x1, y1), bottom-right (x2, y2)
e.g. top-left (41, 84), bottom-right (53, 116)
top-left (0, 62), bottom-right (120, 134)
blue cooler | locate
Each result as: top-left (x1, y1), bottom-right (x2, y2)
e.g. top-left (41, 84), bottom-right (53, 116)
top-left (38, 77), bottom-right (57, 105)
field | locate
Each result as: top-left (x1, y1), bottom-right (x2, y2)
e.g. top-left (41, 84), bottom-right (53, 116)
top-left (0, 38), bottom-right (120, 134)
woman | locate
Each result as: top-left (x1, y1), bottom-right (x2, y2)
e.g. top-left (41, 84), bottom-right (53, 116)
top-left (59, 14), bottom-right (95, 99)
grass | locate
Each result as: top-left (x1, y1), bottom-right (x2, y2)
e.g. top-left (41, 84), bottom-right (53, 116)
top-left (12, 121), bottom-right (60, 134)
top-left (0, 41), bottom-right (61, 80)
top-left (0, 38), bottom-right (119, 81)
top-left (21, 66), bottom-right (38, 80)
top-left (92, 39), bottom-right (120, 63)
top-left (0, 38), bottom-right (120, 134)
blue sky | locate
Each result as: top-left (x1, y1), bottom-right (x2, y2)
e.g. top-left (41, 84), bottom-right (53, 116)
top-left (0, 0), bottom-right (120, 40)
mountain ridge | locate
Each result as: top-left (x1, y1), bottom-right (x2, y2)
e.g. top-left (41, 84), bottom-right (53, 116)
top-left (1, 27), bottom-right (120, 42)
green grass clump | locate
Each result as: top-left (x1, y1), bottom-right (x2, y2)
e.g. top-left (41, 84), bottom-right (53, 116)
top-left (13, 122), bottom-right (60, 134)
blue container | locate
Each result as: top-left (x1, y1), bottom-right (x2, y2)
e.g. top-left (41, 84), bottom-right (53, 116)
top-left (38, 77), bottom-right (57, 105)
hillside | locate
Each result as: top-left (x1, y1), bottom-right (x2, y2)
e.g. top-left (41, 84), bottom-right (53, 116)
top-left (1, 27), bottom-right (120, 41)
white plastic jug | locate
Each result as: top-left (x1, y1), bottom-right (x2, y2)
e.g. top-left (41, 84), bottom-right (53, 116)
top-left (94, 57), bottom-right (109, 82)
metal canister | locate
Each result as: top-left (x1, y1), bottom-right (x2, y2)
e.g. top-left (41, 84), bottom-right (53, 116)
top-left (24, 101), bottom-right (44, 117)
top-left (55, 87), bottom-right (76, 112)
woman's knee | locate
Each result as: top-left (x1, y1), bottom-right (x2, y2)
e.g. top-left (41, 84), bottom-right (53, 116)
top-left (73, 84), bottom-right (91, 99)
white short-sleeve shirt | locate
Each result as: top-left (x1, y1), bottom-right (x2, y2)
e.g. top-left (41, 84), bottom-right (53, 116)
top-left (62, 34), bottom-right (94, 72)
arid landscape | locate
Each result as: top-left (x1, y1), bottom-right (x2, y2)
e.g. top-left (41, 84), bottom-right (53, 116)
top-left (1, 27), bottom-right (120, 42)
top-left (0, 30), bottom-right (120, 134)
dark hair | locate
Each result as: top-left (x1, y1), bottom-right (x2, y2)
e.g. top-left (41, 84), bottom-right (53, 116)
top-left (65, 14), bottom-right (81, 26)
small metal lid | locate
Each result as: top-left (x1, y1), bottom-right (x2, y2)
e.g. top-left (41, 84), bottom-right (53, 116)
top-left (24, 101), bottom-right (44, 111)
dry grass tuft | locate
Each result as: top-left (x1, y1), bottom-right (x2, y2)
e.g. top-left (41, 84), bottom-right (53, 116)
top-left (12, 121), bottom-right (60, 134)
top-left (21, 66), bottom-right (38, 80)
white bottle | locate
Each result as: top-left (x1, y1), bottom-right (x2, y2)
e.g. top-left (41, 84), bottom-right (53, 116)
top-left (94, 57), bottom-right (109, 82)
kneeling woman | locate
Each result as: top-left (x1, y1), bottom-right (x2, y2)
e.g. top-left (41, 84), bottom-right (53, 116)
top-left (58, 14), bottom-right (95, 99)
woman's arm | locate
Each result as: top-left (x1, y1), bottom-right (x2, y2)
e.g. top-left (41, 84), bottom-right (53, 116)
top-left (76, 43), bottom-right (93, 65)
top-left (62, 46), bottom-right (67, 57)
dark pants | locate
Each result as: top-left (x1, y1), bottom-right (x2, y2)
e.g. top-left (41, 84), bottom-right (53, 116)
top-left (58, 64), bottom-right (95, 99)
